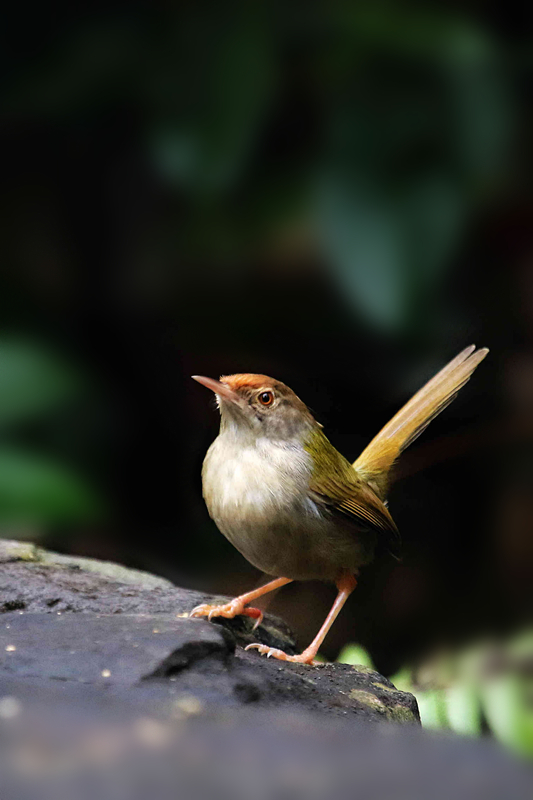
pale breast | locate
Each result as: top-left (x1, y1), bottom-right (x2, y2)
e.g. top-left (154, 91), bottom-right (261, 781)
top-left (201, 434), bottom-right (372, 580)
top-left (203, 436), bottom-right (313, 525)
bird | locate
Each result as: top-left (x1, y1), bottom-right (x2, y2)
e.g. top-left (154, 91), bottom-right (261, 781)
top-left (190, 345), bottom-right (488, 664)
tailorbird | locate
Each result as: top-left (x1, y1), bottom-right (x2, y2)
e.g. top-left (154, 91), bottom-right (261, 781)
top-left (191, 345), bottom-right (488, 664)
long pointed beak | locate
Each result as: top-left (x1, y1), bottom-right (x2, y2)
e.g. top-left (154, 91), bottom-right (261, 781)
top-left (191, 375), bottom-right (240, 404)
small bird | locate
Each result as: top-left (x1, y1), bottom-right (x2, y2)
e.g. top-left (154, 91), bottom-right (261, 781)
top-left (191, 345), bottom-right (488, 664)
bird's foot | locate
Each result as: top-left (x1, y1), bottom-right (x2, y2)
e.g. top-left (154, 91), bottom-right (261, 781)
top-left (244, 643), bottom-right (319, 665)
top-left (190, 600), bottom-right (263, 630)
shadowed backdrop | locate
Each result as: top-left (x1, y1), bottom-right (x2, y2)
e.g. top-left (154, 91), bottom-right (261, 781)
top-left (0, 1), bottom-right (532, 678)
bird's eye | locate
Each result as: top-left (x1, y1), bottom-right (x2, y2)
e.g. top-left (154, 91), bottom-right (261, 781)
top-left (257, 390), bottom-right (274, 407)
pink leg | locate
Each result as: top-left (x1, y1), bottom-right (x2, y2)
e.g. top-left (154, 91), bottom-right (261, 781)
top-left (245, 572), bottom-right (358, 664)
top-left (190, 577), bottom-right (292, 629)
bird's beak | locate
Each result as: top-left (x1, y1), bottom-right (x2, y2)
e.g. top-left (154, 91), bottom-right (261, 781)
top-left (191, 375), bottom-right (240, 405)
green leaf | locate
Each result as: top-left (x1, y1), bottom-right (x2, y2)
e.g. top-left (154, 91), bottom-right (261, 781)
top-left (443, 645), bottom-right (484, 736)
top-left (336, 643), bottom-right (375, 668)
top-left (416, 689), bottom-right (449, 730)
top-left (0, 340), bottom-right (82, 427)
top-left (481, 674), bottom-right (533, 757)
top-left (445, 681), bottom-right (482, 736)
top-left (389, 666), bottom-right (414, 693)
top-left (0, 447), bottom-right (103, 526)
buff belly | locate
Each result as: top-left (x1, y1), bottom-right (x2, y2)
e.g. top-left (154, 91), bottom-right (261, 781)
top-left (201, 436), bottom-right (374, 581)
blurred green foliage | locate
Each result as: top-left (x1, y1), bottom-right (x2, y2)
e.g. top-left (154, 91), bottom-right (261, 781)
top-left (317, 6), bottom-right (510, 331)
top-left (338, 633), bottom-right (533, 758)
top-left (5, 2), bottom-right (516, 333)
top-left (0, 340), bottom-right (102, 530)
top-left (0, 341), bottom-right (80, 428)
top-left (336, 643), bottom-right (376, 669)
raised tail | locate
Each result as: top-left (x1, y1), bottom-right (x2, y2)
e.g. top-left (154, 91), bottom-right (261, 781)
top-left (353, 345), bottom-right (489, 497)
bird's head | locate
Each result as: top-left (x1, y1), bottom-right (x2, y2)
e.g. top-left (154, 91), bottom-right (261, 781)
top-left (192, 373), bottom-right (317, 441)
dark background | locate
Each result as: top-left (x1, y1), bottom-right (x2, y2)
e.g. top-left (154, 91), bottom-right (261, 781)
top-left (1, 1), bottom-right (532, 675)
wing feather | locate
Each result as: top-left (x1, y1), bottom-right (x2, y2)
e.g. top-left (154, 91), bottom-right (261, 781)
top-left (305, 429), bottom-right (401, 555)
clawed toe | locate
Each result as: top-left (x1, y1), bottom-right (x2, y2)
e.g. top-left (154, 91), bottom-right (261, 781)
top-left (190, 603), bottom-right (228, 620)
top-left (189, 602), bottom-right (263, 626)
top-left (244, 643), bottom-right (318, 665)
top-left (190, 603), bottom-right (214, 619)
top-left (190, 603), bottom-right (233, 620)
top-left (245, 643), bottom-right (285, 659)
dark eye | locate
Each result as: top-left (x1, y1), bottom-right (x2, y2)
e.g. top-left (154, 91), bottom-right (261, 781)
top-left (257, 390), bottom-right (274, 407)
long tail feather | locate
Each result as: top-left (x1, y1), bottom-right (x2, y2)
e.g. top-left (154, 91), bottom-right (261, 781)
top-left (353, 345), bottom-right (489, 497)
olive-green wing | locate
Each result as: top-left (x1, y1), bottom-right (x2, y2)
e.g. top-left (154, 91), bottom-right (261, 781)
top-left (305, 428), bottom-right (401, 556)
top-left (310, 472), bottom-right (400, 546)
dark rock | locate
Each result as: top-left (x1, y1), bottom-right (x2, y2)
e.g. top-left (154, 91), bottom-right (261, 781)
top-left (0, 539), bottom-right (295, 652)
top-left (0, 612), bottom-right (418, 722)
top-left (0, 613), bottom-right (232, 685)
top-left (0, 676), bottom-right (531, 800)
top-left (0, 540), bottom-right (530, 798)
top-left (0, 540), bottom-right (418, 722)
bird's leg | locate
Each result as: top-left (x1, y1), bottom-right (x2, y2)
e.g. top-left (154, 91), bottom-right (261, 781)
top-left (245, 572), bottom-right (357, 664)
top-left (190, 577), bottom-right (292, 629)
